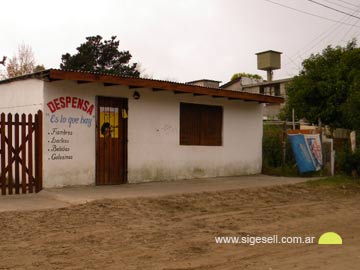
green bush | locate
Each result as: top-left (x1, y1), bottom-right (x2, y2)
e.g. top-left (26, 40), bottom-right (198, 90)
top-left (336, 144), bottom-right (360, 176)
top-left (263, 125), bottom-right (282, 168)
top-left (262, 125), bottom-right (296, 171)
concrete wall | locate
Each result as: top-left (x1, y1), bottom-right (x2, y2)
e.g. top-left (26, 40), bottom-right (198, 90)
top-left (243, 82), bottom-right (287, 119)
top-left (223, 80), bottom-right (242, 91)
top-left (221, 77), bottom-right (263, 91)
top-left (241, 77), bottom-right (263, 86)
top-left (42, 80), bottom-right (263, 187)
top-left (243, 82), bottom-right (287, 97)
top-left (242, 85), bottom-right (258, 94)
top-left (0, 79), bottom-right (43, 114)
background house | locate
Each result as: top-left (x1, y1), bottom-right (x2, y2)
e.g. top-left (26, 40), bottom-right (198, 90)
top-left (221, 50), bottom-right (292, 120)
top-left (221, 78), bottom-right (292, 119)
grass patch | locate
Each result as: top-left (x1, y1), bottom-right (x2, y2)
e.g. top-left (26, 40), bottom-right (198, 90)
top-left (262, 165), bottom-right (299, 177)
top-left (305, 175), bottom-right (360, 187)
top-left (262, 165), bottom-right (324, 178)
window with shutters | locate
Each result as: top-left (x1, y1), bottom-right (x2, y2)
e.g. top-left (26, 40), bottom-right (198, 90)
top-left (179, 103), bottom-right (223, 146)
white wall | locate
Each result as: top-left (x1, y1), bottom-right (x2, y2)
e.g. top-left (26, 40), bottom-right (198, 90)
top-left (128, 87), bottom-right (263, 183)
top-left (43, 80), bottom-right (263, 187)
top-left (43, 81), bottom-right (99, 187)
top-left (0, 79), bottom-right (43, 114)
top-left (241, 77), bottom-right (263, 86)
top-left (223, 80), bottom-right (242, 91)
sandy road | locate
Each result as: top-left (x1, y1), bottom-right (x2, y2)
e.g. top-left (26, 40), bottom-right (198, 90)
top-left (0, 181), bottom-right (359, 270)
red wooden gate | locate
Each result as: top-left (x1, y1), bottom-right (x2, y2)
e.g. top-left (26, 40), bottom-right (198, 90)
top-left (0, 111), bottom-right (43, 195)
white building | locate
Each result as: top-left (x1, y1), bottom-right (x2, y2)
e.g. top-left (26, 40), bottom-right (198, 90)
top-left (0, 69), bottom-right (283, 188)
top-left (221, 77), bottom-right (292, 119)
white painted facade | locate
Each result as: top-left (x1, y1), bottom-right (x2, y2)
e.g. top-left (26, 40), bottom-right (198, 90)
top-left (0, 79), bottom-right (43, 114)
top-left (1, 78), bottom-right (264, 188)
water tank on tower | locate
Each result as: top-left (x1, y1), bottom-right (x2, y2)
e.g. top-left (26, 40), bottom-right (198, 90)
top-left (256, 50), bottom-right (282, 82)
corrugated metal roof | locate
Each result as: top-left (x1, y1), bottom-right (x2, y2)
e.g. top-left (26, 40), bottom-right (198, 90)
top-left (51, 69), bottom-right (223, 90)
top-left (0, 69), bottom-right (284, 104)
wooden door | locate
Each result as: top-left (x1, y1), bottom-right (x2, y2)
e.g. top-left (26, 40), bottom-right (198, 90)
top-left (96, 96), bottom-right (127, 185)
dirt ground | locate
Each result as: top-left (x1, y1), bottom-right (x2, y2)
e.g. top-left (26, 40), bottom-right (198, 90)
top-left (0, 180), bottom-right (359, 270)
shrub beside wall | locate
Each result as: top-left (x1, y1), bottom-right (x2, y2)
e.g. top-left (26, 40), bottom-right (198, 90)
top-left (336, 143), bottom-right (360, 176)
top-left (262, 124), bottom-right (297, 176)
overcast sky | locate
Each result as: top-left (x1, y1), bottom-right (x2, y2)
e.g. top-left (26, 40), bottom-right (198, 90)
top-left (1, 0), bottom-right (359, 83)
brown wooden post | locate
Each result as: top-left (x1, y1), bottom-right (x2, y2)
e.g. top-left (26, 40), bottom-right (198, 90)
top-left (318, 118), bottom-right (324, 171)
top-left (350, 130), bottom-right (357, 178)
top-left (282, 121), bottom-right (287, 170)
top-left (35, 113), bottom-right (39, 192)
top-left (21, 114), bottom-right (27, 194)
top-left (7, 114), bottom-right (13, 195)
top-left (14, 114), bottom-right (20, 194)
top-left (28, 114), bottom-right (33, 193)
top-left (0, 113), bottom-right (6, 195)
top-left (39, 110), bottom-right (43, 191)
top-left (35, 111), bottom-right (43, 192)
top-left (350, 131), bottom-right (356, 153)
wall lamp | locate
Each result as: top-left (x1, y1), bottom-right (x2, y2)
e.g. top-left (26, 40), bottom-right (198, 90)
top-left (133, 91), bottom-right (140, 100)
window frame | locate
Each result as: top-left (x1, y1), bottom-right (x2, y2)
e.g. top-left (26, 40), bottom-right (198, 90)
top-left (179, 102), bottom-right (223, 146)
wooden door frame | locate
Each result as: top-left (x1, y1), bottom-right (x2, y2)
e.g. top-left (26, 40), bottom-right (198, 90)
top-left (95, 96), bottom-right (128, 185)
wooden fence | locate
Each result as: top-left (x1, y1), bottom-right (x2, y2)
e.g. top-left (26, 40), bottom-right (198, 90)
top-left (0, 111), bottom-right (43, 195)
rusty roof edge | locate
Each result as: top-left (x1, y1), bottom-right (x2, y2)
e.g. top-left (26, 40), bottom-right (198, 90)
top-left (0, 69), bottom-right (284, 104)
top-left (48, 69), bottom-right (284, 104)
top-left (49, 69), bottom-right (224, 90)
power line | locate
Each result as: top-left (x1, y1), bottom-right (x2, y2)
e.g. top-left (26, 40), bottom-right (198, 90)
top-left (264, 0), bottom-right (360, 27)
top-left (322, 0), bottom-right (359, 11)
top-left (336, 0), bottom-right (359, 8)
top-left (283, 18), bottom-right (348, 68)
top-left (283, 18), bottom-right (359, 74)
top-left (308, 0), bottom-right (360, 20)
top-left (284, 53), bottom-right (301, 70)
top-left (265, 0), bottom-right (360, 76)
top-left (282, 1), bottom-right (360, 68)
top-left (340, 18), bottom-right (360, 42)
top-left (310, 5), bottom-right (360, 52)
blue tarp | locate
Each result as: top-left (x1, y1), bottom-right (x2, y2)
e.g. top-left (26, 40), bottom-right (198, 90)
top-left (288, 134), bottom-right (320, 173)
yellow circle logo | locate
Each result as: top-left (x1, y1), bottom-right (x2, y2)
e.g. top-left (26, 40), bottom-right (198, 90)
top-left (318, 232), bottom-right (343, 245)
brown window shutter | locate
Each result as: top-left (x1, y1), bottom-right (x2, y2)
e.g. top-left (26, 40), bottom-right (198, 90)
top-left (180, 103), bottom-right (201, 145)
top-left (180, 103), bottom-right (222, 146)
top-left (200, 105), bottom-right (222, 146)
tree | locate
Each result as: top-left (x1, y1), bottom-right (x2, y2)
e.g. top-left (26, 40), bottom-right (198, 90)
top-left (281, 40), bottom-right (360, 131)
top-left (231, 72), bottom-right (262, 81)
top-left (60, 35), bottom-right (140, 77)
top-left (7, 44), bottom-right (35, 78)
top-left (34, 64), bottom-right (46, 73)
top-left (281, 41), bottom-right (360, 177)
top-left (5, 44), bottom-right (45, 78)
